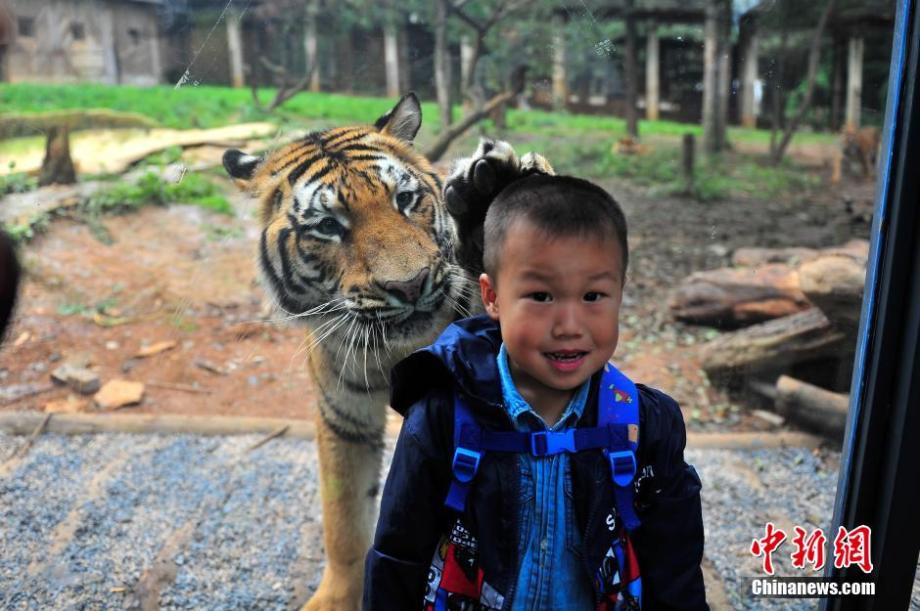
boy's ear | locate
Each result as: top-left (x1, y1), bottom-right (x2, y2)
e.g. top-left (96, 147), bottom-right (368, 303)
top-left (479, 273), bottom-right (499, 320)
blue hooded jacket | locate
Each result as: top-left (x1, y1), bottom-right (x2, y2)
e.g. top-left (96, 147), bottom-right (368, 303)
top-left (364, 315), bottom-right (708, 610)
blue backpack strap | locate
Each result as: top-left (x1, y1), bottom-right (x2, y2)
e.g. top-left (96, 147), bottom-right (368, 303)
top-left (598, 361), bottom-right (641, 532)
top-left (445, 393), bottom-right (482, 512)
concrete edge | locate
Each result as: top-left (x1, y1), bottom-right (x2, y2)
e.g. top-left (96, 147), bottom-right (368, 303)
top-left (0, 412), bottom-right (827, 450)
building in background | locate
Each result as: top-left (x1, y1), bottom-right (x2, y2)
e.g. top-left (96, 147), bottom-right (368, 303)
top-left (3, 0), bottom-right (165, 85)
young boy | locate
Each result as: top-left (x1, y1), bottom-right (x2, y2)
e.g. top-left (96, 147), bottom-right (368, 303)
top-left (364, 175), bottom-right (707, 610)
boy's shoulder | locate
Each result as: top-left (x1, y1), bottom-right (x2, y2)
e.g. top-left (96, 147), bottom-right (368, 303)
top-left (635, 383), bottom-right (690, 476)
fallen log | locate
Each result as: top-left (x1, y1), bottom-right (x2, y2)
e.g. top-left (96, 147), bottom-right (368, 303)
top-left (670, 264), bottom-right (812, 327)
top-left (732, 239), bottom-right (868, 267)
top-left (674, 240), bottom-right (870, 328)
top-left (798, 253), bottom-right (867, 333)
top-left (731, 246), bottom-right (819, 267)
top-left (774, 375), bottom-right (849, 440)
top-left (700, 308), bottom-right (849, 385)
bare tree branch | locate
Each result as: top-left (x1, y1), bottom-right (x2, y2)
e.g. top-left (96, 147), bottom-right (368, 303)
top-left (425, 66), bottom-right (527, 162)
top-left (770, 0), bottom-right (836, 164)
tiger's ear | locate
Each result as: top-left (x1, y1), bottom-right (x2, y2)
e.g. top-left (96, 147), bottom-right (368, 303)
top-left (374, 92), bottom-right (422, 143)
top-left (223, 149), bottom-right (262, 182)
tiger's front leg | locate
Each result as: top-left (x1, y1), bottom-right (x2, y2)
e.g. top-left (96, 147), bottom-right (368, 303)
top-left (302, 354), bottom-right (388, 611)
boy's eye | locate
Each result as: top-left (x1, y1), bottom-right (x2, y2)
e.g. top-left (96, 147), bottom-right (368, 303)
top-left (584, 292), bottom-right (604, 302)
top-left (529, 292), bottom-right (551, 302)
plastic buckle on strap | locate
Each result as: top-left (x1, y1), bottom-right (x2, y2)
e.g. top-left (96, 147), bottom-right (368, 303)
top-left (608, 450), bottom-right (637, 487)
top-left (530, 430), bottom-right (576, 456)
top-left (452, 448), bottom-right (481, 483)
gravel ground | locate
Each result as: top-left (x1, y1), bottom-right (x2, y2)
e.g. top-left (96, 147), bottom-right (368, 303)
top-left (0, 433), bottom-right (916, 610)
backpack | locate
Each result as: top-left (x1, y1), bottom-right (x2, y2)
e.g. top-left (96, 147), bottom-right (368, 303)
top-left (424, 361), bottom-right (643, 611)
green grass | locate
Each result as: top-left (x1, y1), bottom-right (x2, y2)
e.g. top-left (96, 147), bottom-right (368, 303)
top-left (0, 171), bottom-right (37, 195)
top-left (85, 171), bottom-right (230, 215)
top-left (4, 171), bottom-right (232, 243)
top-left (594, 146), bottom-right (821, 201)
top-left (0, 83), bottom-right (836, 147)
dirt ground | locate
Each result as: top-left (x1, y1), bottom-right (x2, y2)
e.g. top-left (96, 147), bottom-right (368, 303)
top-left (0, 142), bottom-right (874, 434)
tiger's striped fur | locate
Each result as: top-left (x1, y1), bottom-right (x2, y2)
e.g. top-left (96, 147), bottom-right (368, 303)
top-left (223, 94), bottom-right (482, 610)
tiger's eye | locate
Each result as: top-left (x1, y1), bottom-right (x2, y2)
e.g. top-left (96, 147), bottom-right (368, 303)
top-left (396, 191), bottom-right (414, 209)
top-left (319, 217), bottom-right (342, 234)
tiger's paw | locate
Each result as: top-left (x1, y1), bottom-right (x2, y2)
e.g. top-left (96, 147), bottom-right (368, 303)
top-left (445, 139), bottom-right (554, 276)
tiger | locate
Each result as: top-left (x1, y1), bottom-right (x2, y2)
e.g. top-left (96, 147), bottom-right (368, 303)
top-left (222, 93), bottom-right (552, 610)
top-left (831, 125), bottom-right (881, 184)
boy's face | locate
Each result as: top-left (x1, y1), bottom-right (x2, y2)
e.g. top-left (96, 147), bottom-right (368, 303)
top-left (479, 218), bottom-right (624, 403)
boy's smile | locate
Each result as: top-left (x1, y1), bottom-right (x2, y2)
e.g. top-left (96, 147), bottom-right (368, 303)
top-left (480, 219), bottom-right (624, 423)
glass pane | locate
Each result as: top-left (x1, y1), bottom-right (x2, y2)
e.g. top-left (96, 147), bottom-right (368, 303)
top-left (0, 0), bottom-right (900, 608)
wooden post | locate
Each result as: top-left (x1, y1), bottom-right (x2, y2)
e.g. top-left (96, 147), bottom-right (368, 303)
top-left (645, 27), bottom-right (660, 121)
top-left (845, 36), bottom-right (864, 129)
top-left (304, 1), bottom-right (320, 92)
top-left (384, 22), bottom-right (401, 98)
top-left (552, 13), bottom-right (568, 111)
top-left (740, 29), bottom-right (758, 128)
top-left (682, 133), bottom-right (695, 193)
top-left (226, 9), bottom-right (245, 88)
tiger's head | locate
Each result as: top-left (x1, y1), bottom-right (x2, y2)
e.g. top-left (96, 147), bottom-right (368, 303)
top-left (223, 94), bottom-right (475, 365)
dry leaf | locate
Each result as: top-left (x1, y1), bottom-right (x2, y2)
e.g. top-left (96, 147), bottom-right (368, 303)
top-left (135, 340), bottom-right (177, 358)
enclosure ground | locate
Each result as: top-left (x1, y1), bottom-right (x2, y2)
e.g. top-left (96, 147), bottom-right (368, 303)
top-left (0, 431), bottom-right (861, 611)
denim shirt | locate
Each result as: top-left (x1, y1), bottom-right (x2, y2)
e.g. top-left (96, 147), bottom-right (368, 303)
top-left (497, 344), bottom-right (596, 610)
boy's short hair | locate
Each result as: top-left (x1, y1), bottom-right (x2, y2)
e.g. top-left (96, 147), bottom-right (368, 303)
top-left (482, 174), bottom-right (628, 279)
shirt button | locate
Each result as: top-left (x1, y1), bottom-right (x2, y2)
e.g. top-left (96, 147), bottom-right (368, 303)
top-left (540, 538), bottom-right (548, 551)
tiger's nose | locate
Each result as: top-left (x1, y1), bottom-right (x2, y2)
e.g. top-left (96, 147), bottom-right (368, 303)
top-left (384, 268), bottom-right (429, 305)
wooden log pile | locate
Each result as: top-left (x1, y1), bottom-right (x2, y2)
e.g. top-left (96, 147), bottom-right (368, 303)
top-left (673, 240), bottom-right (868, 441)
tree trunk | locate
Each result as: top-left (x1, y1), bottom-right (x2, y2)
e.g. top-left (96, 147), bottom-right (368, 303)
top-left (434, 0), bottom-right (453, 131)
top-left (339, 28), bottom-right (354, 92)
top-left (845, 36), bottom-right (864, 129)
top-left (768, 29), bottom-right (789, 156)
top-left (304, 0), bottom-right (320, 92)
top-left (384, 21), bottom-right (401, 98)
top-left (226, 9), bottom-right (245, 88)
top-left (551, 12), bottom-right (568, 111)
top-left (702, 0), bottom-right (727, 154)
top-left (460, 35), bottom-right (474, 107)
top-left (39, 126), bottom-right (76, 186)
top-left (623, 0), bottom-right (639, 139)
top-left (645, 27), bottom-right (660, 121)
top-left (770, 0), bottom-right (836, 164)
top-left (740, 22), bottom-right (759, 128)
top-left (830, 35), bottom-right (844, 131)
top-left (716, 2), bottom-right (731, 145)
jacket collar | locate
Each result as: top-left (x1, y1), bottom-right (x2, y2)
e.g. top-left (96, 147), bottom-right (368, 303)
top-left (389, 315), bottom-right (505, 418)
top-left (389, 315), bottom-right (603, 429)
